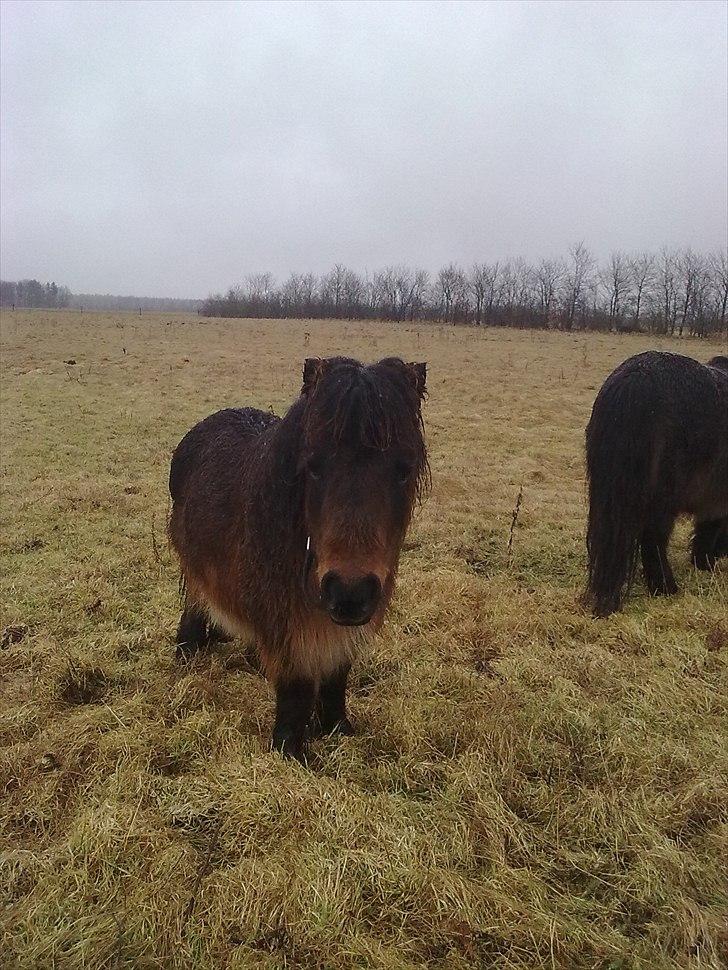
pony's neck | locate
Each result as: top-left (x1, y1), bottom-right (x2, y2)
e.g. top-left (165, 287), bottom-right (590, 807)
top-left (254, 399), bottom-right (308, 554)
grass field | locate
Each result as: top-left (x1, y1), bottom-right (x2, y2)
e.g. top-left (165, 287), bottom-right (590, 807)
top-left (1, 310), bottom-right (726, 970)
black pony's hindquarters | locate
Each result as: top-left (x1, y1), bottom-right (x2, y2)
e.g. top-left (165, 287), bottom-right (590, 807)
top-left (586, 544), bottom-right (635, 616)
top-left (586, 513), bottom-right (627, 617)
top-left (585, 468), bottom-right (645, 617)
top-left (584, 357), bottom-right (670, 617)
top-left (585, 351), bottom-right (727, 616)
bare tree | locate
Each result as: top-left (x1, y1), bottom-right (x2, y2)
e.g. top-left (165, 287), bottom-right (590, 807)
top-left (675, 249), bottom-right (700, 337)
top-left (362, 271), bottom-right (382, 318)
top-left (601, 251), bottom-right (632, 329)
top-left (513, 259), bottom-right (534, 326)
top-left (465, 262), bottom-right (499, 325)
top-left (469, 264), bottom-right (488, 326)
top-left (435, 264), bottom-right (468, 324)
top-left (300, 273), bottom-right (317, 317)
top-left (243, 273), bottom-right (276, 315)
top-left (435, 265), bottom-right (456, 323)
top-left (653, 249), bottom-right (678, 334)
top-left (482, 262), bottom-right (500, 325)
top-left (409, 269), bottom-right (429, 320)
top-left (381, 267), bottom-right (430, 321)
top-left (280, 273), bottom-right (305, 316)
top-left (320, 264), bottom-right (349, 316)
top-left (560, 242), bottom-right (594, 331)
top-left (629, 252), bottom-right (655, 331)
top-left (533, 258), bottom-right (563, 327)
top-left (245, 272), bottom-right (274, 302)
top-left (709, 251), bottom-right (728, 334)
top-left (343, 269), bottom-right (363, 318)
top-left (377, 266), bottom-right (404, 321)
top-left (498, 260), bottom-right (532, 326)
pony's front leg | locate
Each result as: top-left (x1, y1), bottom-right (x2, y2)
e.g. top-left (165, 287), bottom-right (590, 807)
top-left (314, 663), bottom-right (354, 737)
top-left (272, 676), bottom-right (316, 761)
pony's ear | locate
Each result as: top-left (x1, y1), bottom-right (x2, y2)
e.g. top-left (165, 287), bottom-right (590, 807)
top-left (302, 357), bottom-right (327, 395)
top-left (407, 362), bottom-right (427, 398)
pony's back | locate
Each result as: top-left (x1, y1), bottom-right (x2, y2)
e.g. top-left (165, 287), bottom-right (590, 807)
top-left (169, 407), bottom-right (278, 505)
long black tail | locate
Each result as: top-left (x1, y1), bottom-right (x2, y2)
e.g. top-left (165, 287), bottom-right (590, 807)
top-left (585, 368), bottom-right (656, 616)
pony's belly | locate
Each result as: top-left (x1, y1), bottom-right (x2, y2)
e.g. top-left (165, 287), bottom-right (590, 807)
top-left (185, 572), bottom-right (255, 644)
top-left (205, 601), bottom-right (255, 644)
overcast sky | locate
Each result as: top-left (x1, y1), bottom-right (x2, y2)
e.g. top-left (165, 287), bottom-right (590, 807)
top-left (1, 0), bottom-right (726, 298)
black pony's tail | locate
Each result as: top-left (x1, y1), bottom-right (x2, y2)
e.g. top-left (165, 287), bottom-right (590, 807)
top-left (585, 369), bottom-right (655, 616)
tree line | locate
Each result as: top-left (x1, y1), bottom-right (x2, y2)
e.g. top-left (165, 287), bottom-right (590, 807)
top-left (201, 245), bottom-right (728, 336)
top-left (0, 279), bottom-right (201, 313)
top-left (1, 279), bottom-right (72, 309)
top-left (70, 293), bottom-right (202, 312)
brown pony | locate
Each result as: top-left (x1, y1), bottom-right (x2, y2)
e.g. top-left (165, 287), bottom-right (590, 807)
top-left (168, 356), bottom-right (429, 759)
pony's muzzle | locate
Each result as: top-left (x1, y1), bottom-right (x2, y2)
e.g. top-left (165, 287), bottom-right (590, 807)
top-left (320, 571), bottom-right (382, 626)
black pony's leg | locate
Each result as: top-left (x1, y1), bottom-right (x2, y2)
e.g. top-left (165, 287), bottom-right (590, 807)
top-left (641, 513), bottom-right (678, 596)
top-left (691, 519), bottom-right (724, 571)
top-left (716, 521), bottom-right (728, 560)
top-left (272, 677), bottom-right (316, 761)
top-left (175, 602), bottom-right (208, 660)
top-left (314, 663), bottom-right (354, 737)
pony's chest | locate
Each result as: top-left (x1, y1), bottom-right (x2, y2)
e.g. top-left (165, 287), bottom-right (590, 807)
top-left (287, 614), bottom-right (371, 680)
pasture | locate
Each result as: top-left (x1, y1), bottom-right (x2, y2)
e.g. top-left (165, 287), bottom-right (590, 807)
top-left (1, 310), bottom-right (726, 969)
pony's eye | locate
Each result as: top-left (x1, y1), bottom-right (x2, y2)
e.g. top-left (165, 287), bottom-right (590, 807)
top-left (395, 461), bottom-right (414, 484)
top-left (307, 458), bottom-right (324, 481)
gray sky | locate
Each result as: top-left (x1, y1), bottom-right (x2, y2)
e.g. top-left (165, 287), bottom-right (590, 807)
top-left (1, 0), bottom-right (726, 298)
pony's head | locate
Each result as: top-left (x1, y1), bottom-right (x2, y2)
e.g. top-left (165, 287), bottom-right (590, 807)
top-left (299, 356), bottom-right (428, 626)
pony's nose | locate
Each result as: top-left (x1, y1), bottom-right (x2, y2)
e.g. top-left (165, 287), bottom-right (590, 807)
top-left (320, 572), bottom-right (382, 626)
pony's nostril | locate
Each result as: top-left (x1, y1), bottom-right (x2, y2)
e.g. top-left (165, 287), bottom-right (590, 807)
top-left (320, 572), bottom-right (382, 625)
top-left (356, 574), bottom-right (382, 608)
top-left (320, 571), bottom-right (339, 609)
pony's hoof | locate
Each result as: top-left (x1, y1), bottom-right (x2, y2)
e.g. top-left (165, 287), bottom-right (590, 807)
top-left (310, 716), bottom-right (355, 739)
top-left (272, 732), bottom-right (308, 763)
top-left (332, 717), bottom-right (355, 737)
top-left (175, 641), bottom-right (202, 662)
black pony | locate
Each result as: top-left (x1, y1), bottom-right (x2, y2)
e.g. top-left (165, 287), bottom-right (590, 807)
top-left (585, 352), bottom-right (727, 616)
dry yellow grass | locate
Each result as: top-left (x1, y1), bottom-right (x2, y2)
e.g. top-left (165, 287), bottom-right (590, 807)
top-left (1, 310), bottom-right (726, 970)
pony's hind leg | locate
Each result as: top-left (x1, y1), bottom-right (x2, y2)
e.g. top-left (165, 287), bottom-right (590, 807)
top-left (313, 663), bottom-right (354, 738)
top-left (691, 518), bottom-right (725, 571)
top-left (641, 513), bottom-right (678, 597)
top-left (207, 622), bottom-right (233, 644)
top-left (175, 601), bottom-right (209, 660)
top-left (272, 676), bottom-right (316, 761)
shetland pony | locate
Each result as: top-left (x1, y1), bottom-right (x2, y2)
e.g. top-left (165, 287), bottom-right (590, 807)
top-left (168, 356), bottom-right (428, 759)
top-left (585, 352), bottom-right (727, 616)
